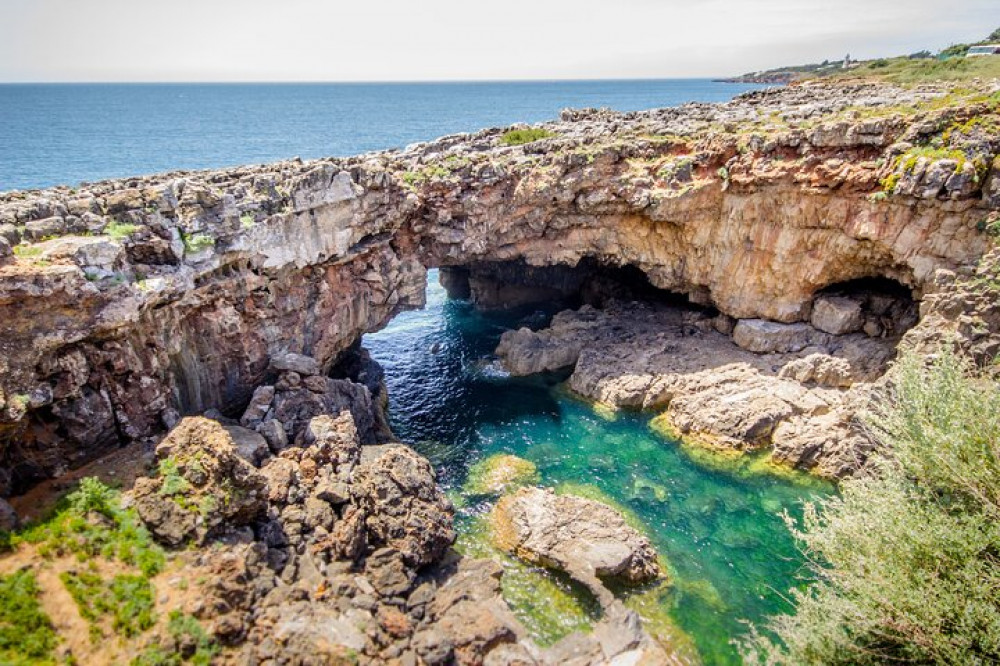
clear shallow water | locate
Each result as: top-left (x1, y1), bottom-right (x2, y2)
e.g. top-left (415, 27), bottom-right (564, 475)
top-left (0, 80), bottom-right (765, 192)
top-left (365, 272), bottom-right (832, 665)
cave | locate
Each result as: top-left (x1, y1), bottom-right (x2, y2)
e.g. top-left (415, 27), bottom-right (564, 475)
top-left (812, 276), bottom-right (918, 339)
top-left (439, 258), bottom-right (708, 314)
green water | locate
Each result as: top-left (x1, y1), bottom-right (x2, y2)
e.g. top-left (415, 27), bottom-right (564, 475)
top-left (364, 270), bottom-right (832, 665)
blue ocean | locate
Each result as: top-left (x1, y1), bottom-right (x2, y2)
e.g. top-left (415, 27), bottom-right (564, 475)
top-left (0, 79), bottom-right (763, 192)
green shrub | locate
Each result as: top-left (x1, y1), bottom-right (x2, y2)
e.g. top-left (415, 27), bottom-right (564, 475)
top-left (105, 220), bottom-right (142, 240)
top-left (743, 348), bottom-right (1000, 665)
top-left (131, 611), bottom-right (218, 666)
top-left (499, 128), bottom-right (556, 146)
top-left (0, 571), bottom-right (57, 665)
top-left (61, 570), bottom-right (156, 638)
top-left (71, 476), bottom-right (116, 517)
top-left (17, 478), bottom-right (165, 577)
top-left (182, 233), bottom-right (214, 254)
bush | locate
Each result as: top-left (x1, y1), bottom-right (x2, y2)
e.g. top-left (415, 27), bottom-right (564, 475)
top-left (0, 571), bottom-right (57, 665)
top-left (743, 348), bottom-right (1000, 664)
top-left (70, 476), bottom-right (116, 517)
top-left (499, 128), bottom-right (556, 146)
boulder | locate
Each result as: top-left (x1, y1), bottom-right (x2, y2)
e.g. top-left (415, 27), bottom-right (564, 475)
top-left (779, 353), bottom-right (854, 388)
top-left (223, 424), bottom-right (271, 466)
top-left (23, 216), bottom-right (66, 241)
top-left (270, 352), bottom-right (321, 377)
top-left (491, 487), bottom-right (660, 593)
top-left (496, 327), bottom-right (583, 376)
top-left (133, 417), bottom-right (268, 546)
top-left (732, 319), bottom-right (828, 353)
top-left (811, 296), bottom-right (864, 335)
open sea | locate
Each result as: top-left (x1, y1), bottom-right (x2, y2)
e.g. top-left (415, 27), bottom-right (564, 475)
top-left (0, 79), bottom-right (765, 192)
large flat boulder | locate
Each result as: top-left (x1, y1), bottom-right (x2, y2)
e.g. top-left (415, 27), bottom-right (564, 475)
top-left (733, 319), bottom-right (829, 353)
top-left (811, 295), bottom-right (864, 335)
top-left (491, 487), bottom-right (660, 597)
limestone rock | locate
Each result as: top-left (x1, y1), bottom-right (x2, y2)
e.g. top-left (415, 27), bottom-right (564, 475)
top-left (779, 353), bottom-right (854, 388)
top-left (811, 296), bottom-right (864, 335)
top-left (733, 319), bottom-right (829, 354)
top-left (492, 487), bottom-right (660, 588)
top-left (270, 352), bottom-right (321, 377)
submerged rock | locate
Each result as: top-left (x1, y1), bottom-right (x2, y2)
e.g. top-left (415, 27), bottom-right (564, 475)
top-left (463, 454), bottom-right (539, 496)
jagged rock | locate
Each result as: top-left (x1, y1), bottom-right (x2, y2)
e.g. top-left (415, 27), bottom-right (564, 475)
top-left (811, 296), bottom-right (864, 335)
top-left (223, 425), bottom-right (270, 466)
top-left (270, 352), bottom-right (321, 377)
top-left (0, 80), bottom-right (991, 491)
top-left (779, 353), bottom-right (854, 388)
top-left (0, 238), bottom-right (11, 266)
top-left (733, 319), bottom-right (829, 353)
top-left (133, 417), bottom-right (268, 546)
top-left (354, 445), bottom-right (455, 567)
top-left (496, 327), bottom-right (583, 376)
top-left (491, 487), bottom-right (660, 595)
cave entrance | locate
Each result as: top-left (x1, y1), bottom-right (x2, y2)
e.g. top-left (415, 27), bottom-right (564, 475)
top-left (812, 276), bottom-right (918, 338)
top-left (438, 258), bottom-right (706, 313)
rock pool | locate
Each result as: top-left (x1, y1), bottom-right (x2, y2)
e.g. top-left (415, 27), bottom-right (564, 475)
top-left (365, 270), bottom-right (832, 665)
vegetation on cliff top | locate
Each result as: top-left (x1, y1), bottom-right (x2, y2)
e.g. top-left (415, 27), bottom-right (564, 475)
top-left (499, 128), bottom-right (557, 146)
top-left (733, 26), bottom-right (1000, 85)
top-left (745, 348), bottom-right (1000, 664)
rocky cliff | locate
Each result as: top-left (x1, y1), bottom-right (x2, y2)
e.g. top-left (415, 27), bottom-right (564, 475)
top-left (1, 79), bottom-right (999, 491)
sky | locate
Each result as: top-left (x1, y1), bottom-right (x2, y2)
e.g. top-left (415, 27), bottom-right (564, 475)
top-left (1, 0), bottom-right (998, 82)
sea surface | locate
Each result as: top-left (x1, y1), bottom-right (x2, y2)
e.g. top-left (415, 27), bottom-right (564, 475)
top-left (0, 79), bottom-right (765, 192)
top-left (366, 273), bottom-right (831, 666)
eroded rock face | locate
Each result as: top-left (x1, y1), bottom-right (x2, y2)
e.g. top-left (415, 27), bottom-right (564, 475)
top-left (133, 417), bottom-right (268, 546)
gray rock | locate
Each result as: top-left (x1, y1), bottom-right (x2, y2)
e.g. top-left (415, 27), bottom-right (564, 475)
top-left (733, 319), bottom-right (828, 353)
top-left (492, 487), bottom-right (660, 609)
top-left (223, 425), bottom-right (271, 466)
top-left (270, 352), bottom-right (321, 377)
top-left (24, 216), bottom-right (66, 241)
top-left (811, 296), bottom-right (864, 335)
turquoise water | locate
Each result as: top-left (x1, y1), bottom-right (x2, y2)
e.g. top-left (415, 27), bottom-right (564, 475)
top-left (365, 271), bottom-right (832, 665)
top-left (0, 80), bottom-right (766, 191)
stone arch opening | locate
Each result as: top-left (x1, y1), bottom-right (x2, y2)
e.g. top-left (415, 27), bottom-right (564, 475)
top-left (811, 276), bottom-right (917, 338)
top-left (437, 257), bottom-right (711, 314)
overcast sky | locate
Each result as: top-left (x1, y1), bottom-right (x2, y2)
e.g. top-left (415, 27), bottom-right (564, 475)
top-left (1, 0), bottom-right (998, 82)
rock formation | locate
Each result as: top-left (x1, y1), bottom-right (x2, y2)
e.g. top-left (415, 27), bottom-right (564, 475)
top-left (2, 80), bottom-right (998, 490)
top-left (2, 77), bottom-right (1000, 664)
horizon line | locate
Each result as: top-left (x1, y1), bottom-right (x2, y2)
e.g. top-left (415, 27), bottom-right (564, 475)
top-left (0, 75), bottom-right (754, 86)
